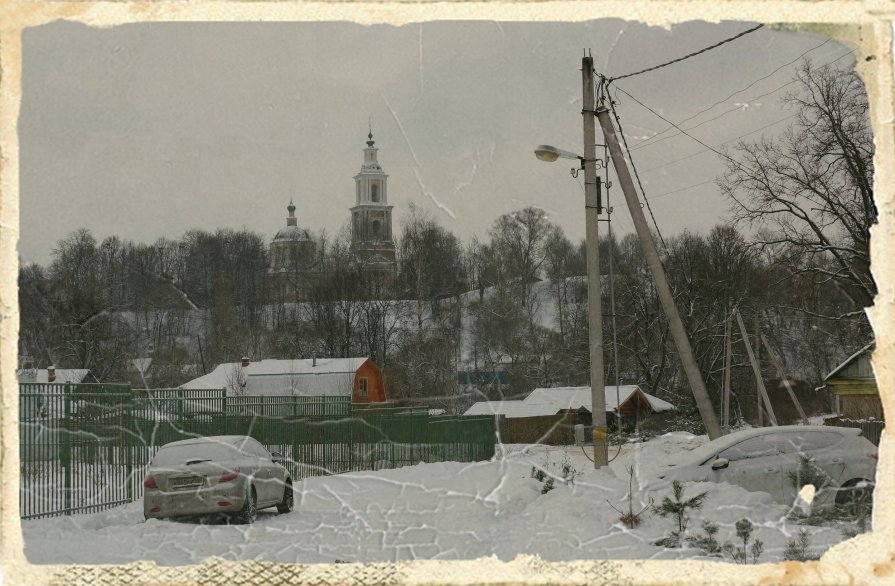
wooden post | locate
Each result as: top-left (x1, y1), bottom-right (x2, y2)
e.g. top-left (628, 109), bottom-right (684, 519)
top-left (734, 309), bottom-right (777, 426)
top-left (755, 316), bottom-right (763, 426)
top-left (723, 313), bottom-right (732, 431)
top-left (760, 333), bottom-right (809, 424)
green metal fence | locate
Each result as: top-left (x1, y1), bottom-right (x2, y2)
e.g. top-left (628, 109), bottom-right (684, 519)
top-left (19, 384), bottom-right (497, 519)
top-left (20, 383), bottom-right (136, 520)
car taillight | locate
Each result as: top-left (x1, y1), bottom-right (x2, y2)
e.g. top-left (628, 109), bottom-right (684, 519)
top-left (218, 467), bottom-right (240, 483)
top-left (143, 475), bottom-right (158, 489)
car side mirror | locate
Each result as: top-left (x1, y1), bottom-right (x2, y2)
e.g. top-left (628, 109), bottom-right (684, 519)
top-left (271, 451), bottom-right (284, 464)
top-left (711, 457), bottom-right (729, 471)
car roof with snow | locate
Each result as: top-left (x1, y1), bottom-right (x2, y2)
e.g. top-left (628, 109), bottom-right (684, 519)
top-left (666, 425), bottom-right (859, 466)
top-left (160, 435), bottom-right (254, 449)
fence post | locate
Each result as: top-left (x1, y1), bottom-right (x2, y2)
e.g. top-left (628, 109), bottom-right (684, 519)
top-left (177, 389), bottom-right (184, 437)
top-left (126, 389), bottom-right (134, 503)
top-left (221, 389), bottom-right (228, 435)
top-left (62, 384), bottom-right (72, 515)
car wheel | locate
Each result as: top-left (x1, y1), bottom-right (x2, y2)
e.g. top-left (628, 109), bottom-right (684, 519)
top-left (235, 486), bottom-right (258, 524)
top-left (277, 480), bottom-right (294, 514)
top-left (835, 479), bottom-right (874, 517)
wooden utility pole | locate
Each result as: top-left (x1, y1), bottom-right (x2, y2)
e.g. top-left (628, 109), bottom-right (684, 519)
top-left (761, 333), bottom-right (808, 424)
top-left (734, 309), bottom-right (777, 426)
top-left (595, 97), bottom-right (722, 440)
top-left (755, 316), bottom-right (763, 426)
top-left (581, 55), bottom-right (608, 467)
top-left (723, 312), bottom-right (732, 431)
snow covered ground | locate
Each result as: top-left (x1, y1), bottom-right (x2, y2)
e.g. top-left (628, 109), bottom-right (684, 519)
top-left (22, 433), bottom-right (861, 566)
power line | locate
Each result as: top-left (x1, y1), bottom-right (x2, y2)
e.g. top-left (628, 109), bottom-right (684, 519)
top-left (629, 48), bottom-right (856, 152)
top-left (649, 178), bottom-right (717, 200)
top-left (630, 37), bottom-right (832, 148)
top-left (616, 86), bottom-right (740, 169)
top-left (609, 24), bottom-right (764, 81)
top-left (639, 113), bottom-right (794, 175)
top-left (605, 94), bottom-right (670, 254)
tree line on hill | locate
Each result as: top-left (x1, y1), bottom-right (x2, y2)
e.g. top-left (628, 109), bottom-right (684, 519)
top-left (19, 62), bottom-right (875, 423)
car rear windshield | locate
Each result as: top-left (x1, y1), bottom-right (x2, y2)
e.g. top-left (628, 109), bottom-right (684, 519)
top-left (151, 442), bottom-right (239, 466)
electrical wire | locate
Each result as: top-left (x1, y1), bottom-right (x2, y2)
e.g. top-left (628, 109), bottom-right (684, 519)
top-left (630, 48), bottom-right (856, 152)
top-left (631, 37), bottom-right (833, 148)
top-left (609, 24), bottom-right (765, 81)
top-left (605, 170), bottom-right (626, 465)
top-left (639, 113), bottom-right (794, 175)
top-left (605, 91), bottom-right (671, 255)
top-left (615, 86), bottom-right (742, 170)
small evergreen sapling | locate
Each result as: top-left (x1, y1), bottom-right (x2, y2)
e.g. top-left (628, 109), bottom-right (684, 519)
top-left (653, 480), bottom-right (708, 548)
top-left (788, 456), bottom-right (832, 495)
top-left (784, 529), bottom-right (818, 561)
top-left (722, 518), bottom-right (764, 564)
top-left (686, 521), bottom-right (723, 555)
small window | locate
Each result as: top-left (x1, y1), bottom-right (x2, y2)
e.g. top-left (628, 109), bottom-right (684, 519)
top-left (359, 377), bottom-right (368, 400)
top-left (371, 183), bottom-right (380, 202)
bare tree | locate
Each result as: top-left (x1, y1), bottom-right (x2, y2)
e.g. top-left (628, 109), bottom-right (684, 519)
top-left (719, 61), bottom-right (876, 315)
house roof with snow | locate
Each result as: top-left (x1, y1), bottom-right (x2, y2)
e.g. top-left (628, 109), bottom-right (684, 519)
top-left (180, 358), bottom-right (370, 397)
top-left (17, 368), bottom-right (91, 384)
top-left (825, 342), bottom-right (875, 381)
top-left (463, 385), bottom-right (674, 418)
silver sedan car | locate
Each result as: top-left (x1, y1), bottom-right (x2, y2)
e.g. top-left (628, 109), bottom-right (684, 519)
top-left (653, 425), bottom-right (877, 508)
top-left (143, 435), bottom-right (293, 523)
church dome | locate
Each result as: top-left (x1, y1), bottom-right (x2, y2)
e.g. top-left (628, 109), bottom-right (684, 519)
top-left (273, 225), bottom-right (311, 242)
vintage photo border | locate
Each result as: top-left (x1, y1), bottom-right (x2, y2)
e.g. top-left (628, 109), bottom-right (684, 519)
top-left (1, 2), bottom-right (892, 584)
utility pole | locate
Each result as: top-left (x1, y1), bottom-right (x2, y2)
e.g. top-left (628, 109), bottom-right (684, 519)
top-left (760, 333), bottom-right (808, 424)
top-left (723, 310), bottom-right (732, 431)
top-left (755, 315), bottom-right (763, 426)
top-left (595, 93), bottom-right (722, 440)
top-left (582, 55), bottom-right (608, 467)
top-left (734, 309), bottom-right (777, 426)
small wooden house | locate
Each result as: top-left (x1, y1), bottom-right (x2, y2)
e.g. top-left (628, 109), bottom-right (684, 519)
top-left (824, 343), bottom-right (882, 420)
top-left (181, 357), bottom-right (386, 404)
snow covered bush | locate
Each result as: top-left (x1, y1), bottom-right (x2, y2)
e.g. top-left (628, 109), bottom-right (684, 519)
top-left (608, 465), bottom-right (652, 529)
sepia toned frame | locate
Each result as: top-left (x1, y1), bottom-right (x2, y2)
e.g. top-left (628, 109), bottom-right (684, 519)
top-left (1, 2), bottom-right (892, 584)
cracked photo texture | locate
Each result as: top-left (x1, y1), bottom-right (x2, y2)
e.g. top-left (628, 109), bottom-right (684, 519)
top-left (3, 8), bottom-right (894, 585)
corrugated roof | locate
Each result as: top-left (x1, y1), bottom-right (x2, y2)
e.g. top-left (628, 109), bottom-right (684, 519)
top-left (462, 385), bottom-right (675, 418)
top-left (181, 358), bottom-right (368, 397)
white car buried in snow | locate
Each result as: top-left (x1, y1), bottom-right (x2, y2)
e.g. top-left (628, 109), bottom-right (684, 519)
top-left (653, 425), bottom-right (877, 509)
top-left (143, 435), bottom-right (294, 524)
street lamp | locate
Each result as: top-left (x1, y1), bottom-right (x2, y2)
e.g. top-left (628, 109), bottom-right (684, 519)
top-left (533, 55), bottom-right (608, 468)
top-left (533, 145), bottom-right (583, 163)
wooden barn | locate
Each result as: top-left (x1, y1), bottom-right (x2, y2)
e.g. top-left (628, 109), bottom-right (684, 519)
top-left (824, 343), bottom-right (882, 420)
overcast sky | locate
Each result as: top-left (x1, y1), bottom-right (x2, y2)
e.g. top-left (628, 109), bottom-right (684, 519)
top-left (19, 20), bottom-right (854, 264)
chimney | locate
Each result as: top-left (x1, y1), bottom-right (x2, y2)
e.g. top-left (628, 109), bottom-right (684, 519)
top-left (312, 356), bottom-right (317, 367)
top-left (241, 357), bottom-right (250, 368)
top-left (47, 365), bottom-right (56, 383)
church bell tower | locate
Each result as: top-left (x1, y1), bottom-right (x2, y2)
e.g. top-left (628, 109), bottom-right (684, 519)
top-left (350, 130), bottom-right (397, 281)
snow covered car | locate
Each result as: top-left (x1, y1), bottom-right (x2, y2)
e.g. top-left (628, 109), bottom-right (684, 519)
top-left (653, 425), bottom-right (877, 508)
top-left (143, 435), bottom-right (293, 523)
